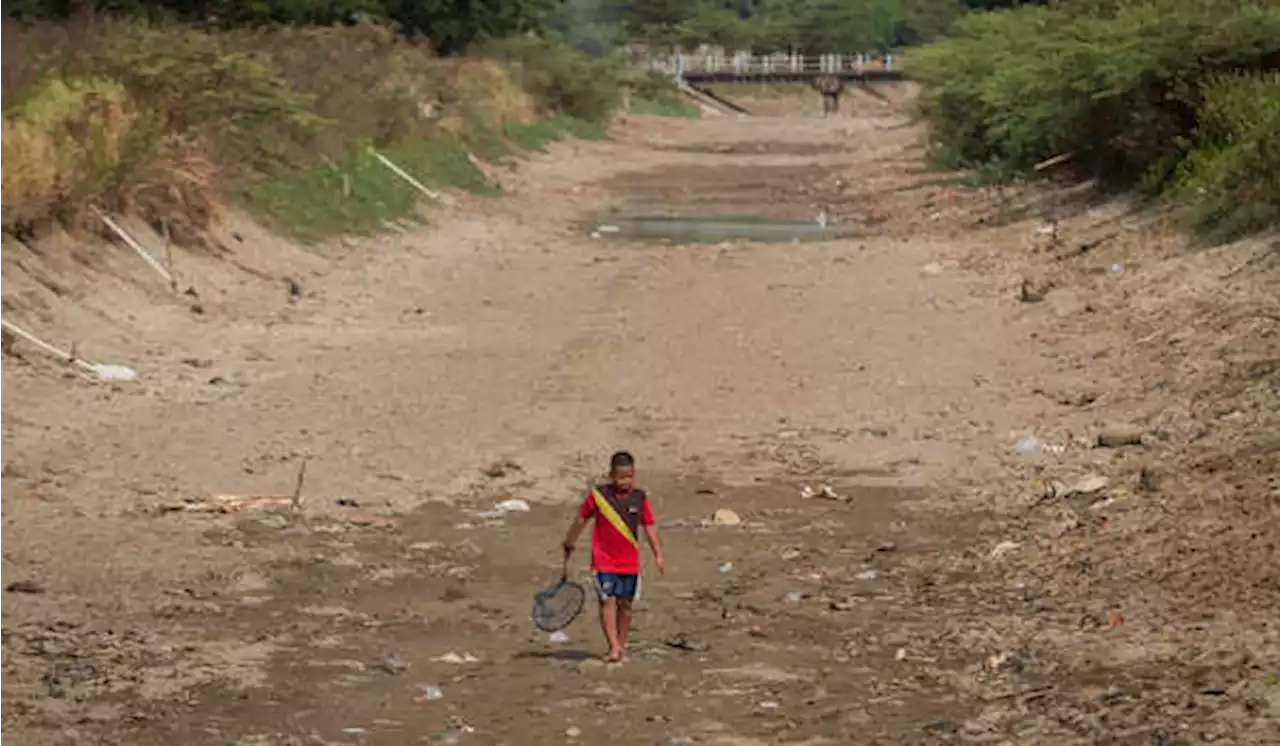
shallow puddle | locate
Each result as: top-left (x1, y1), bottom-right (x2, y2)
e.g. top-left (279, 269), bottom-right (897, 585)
top-left (589, 213), bottom-right (861, 243)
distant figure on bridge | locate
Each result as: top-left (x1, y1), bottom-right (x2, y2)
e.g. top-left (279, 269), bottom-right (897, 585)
top-left (814, 75), bottom-right (844, 116)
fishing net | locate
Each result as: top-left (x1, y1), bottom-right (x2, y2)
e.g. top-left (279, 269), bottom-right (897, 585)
top-left (531, 575), bottom-right (586, 633)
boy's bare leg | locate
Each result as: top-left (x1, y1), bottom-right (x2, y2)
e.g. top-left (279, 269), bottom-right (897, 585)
top-left (599, 598), bottom-right (622, 661)
top-left (617, 598), bottom-right (634, 654)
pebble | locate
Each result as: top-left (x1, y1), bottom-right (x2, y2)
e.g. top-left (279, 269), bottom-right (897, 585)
top-left (710, 508), bottom-right (742, 526)
top-left (1097, 425), bottom-right (1144, 448)
top-left (855, 569), bottom-right (879, 581)
top-left (565, 726), bottom-right (582, 738)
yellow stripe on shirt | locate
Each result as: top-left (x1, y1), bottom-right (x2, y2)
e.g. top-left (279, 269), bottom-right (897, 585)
top-left (592, 488), bottom-right (639, 548)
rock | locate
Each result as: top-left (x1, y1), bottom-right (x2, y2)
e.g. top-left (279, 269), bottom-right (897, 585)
top-left (1018, 278), bottom-right (1049, 303)
top-left (1097, 425), bottom-right (1144, 448)
top-left (376, 654), bottom-right (409, 674)
top-left (989, 540), bottom-right (1020, 560)
top-left (1138, 464), bottom-right (1163, 493)
top-left (710, 508), bottom-right (742, 526)
top-left (565, 726), bottom-right (582, 738)
top-left (5, 580), bottom-right (46, 594)
top-left (855, 569), bottom-right (879, 581)
top-left (921, 262), bottom-right (944, 276)
top-left (665, 634), bottom-right (709, 652)
top-left (1064, 474), bottom-right (1110, 497)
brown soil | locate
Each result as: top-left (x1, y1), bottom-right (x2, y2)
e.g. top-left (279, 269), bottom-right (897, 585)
top-left (3, 92), bottom-right (1278, 746)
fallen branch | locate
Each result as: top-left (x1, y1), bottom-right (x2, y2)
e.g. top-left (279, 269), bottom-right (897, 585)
top-left (1033, 152), bottom-right (1074, 172)
top-left (181, 494), bottom-right (297, 514)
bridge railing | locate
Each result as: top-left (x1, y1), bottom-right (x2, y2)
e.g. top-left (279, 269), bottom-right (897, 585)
top-left (645, 52), bottom-right (897, 78)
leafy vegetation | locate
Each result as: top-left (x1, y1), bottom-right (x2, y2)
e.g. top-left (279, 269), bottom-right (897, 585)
top-left (910, 0), bottom-right (1280, 239)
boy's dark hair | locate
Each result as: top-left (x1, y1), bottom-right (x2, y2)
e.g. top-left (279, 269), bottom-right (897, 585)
top-left (609, 451), bottom-right (635, 472)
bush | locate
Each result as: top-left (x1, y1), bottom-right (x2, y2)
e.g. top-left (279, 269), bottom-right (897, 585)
top-left (1172, 72), bottom-right (1280, 241)
top-left (2, 20), bottom-right (621, 242)
top-left (911, 1), bottom-right (1280, 178)
top-left (909, 0), bottom-right (1280, 237)
top-left (483, 35), bottom-right (624, 123)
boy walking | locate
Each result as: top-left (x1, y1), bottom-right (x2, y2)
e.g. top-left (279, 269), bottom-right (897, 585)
top-left (562, 451), bottom-right (665, 663)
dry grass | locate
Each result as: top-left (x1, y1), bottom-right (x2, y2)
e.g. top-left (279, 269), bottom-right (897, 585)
top-left (1, 19), bottom-right (624, 244)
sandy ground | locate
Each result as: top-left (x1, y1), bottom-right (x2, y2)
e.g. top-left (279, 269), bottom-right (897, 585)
top-left (3, 90), bottom-right (1278, 745)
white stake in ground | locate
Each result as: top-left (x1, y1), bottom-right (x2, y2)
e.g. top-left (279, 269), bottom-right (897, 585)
top-left (90, 206), bottom-right (174, 286)
top-left (1, 320), bottom-right (137, 382)
top-left (367, 147), bottom-right (451, 204)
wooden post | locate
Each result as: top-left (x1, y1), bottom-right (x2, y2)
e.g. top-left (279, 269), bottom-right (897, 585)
top-left (160, 217), bottom-right (177, 293)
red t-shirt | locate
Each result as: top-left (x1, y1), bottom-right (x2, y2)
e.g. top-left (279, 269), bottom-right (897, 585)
top-left (578, 486), bottom-right (654, 574)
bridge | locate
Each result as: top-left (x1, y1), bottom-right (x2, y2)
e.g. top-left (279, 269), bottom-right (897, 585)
top-left (646, 52), bottom-right (904, 84)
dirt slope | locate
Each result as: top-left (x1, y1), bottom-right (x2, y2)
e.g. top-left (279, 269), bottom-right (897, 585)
top-left (3, 93), bottom-right (1277, 745)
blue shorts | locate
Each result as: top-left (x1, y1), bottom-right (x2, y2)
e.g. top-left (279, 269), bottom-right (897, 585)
top-left (595, 572), bottom-right (641, 602)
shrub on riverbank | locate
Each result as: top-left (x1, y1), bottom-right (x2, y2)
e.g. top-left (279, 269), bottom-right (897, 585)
top-left (0, 20), bottom-right (625, 242)
top-left (909, 0), bottom-right (1280, 239)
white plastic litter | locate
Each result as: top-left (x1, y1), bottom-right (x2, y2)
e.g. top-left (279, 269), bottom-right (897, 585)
top-left (432, 651), bottom-right (479, 664)
top-left (494, 499), bottom-right (531, 513)
top-left (548, 631), bottom-right (570, 644)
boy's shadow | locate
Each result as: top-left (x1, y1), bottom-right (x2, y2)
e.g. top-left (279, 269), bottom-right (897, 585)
top-left (514, 649), bottom-right (596, 662)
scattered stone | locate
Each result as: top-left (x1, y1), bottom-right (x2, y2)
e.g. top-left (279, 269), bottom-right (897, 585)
top-left (376, 654), bottom-right (409, 675)
top-left (785, 591), bottom-right (805, 604)
top-left (1097, 425), bottom-right (1145, 448)
top-left (565, 726), bottom-right (582, 738)
top-left (922, 719), bottom-right (959, 734)
top-left (1138, 464), bottom-right (1163, 493)
top-left (855, 569), bottom-right (879, 581)
top-left (481, 460), bottom-right (522, 479)
top-left (830, 598), bottom-right (855, 611)
top-left (432, 652), bottom-right (479, 664)
top-left (1107, 612), bottom-right (1125, 629)
top-left (709, 508), bottom-right (742, 526)
top-left (718, 562), bottom-right (734, 574)
top-left (665, 634), bottom-right (709, 653)
top-left (921, 262), bottom-right (944, 276)
top-left (780, 548), bottom-right (802, 561)
top-left (989, 540), bottom-right (1020, 560)
top-left (417, 685), bottom-right (444, 702)
top-left (1064, 474), bottom-right (1110, 497)
top-left (336, 497), bottom-right (361, 508)
top-left (895, 648), bottom-right (908, 661)
top-left (703, 663), bottom-right (804, 682)
top-left (548, 631), bottom-right (570, 644)
top-left (5, 580), bottom-right (46, 595)
top-left (876, 541), bottom-right (897, 553)
top-left (1018, 278), bottom-right (1050, 303)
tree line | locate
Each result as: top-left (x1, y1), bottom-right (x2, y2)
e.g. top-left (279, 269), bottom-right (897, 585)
top-left (553, 0), bottom-right (1048, 54)
top-left (6, 0), bottom-right (1047, 55)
